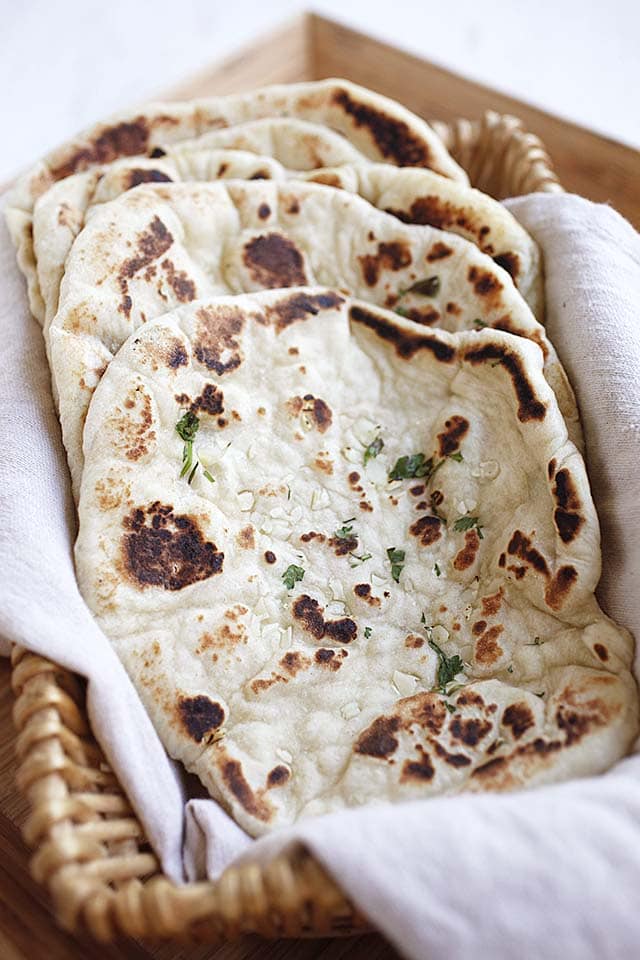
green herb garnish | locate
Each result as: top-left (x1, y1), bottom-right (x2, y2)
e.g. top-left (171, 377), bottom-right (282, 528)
top-left (388, 453), bottom-right (432, 480)
top-left (364, 435), bottom-right (384, 466)
top-left (453, 514), bottom-right (484, 539)
top-left (394, 305), bottom-right (409, 318)
top-left (448, 451), bottom-right (464, 463)
top-left (364, 626), bottom-right (372, 639)
top-left (176, 410), bottom-right (200, 442)
top-left (428, 639), bottom-right (464, 694)
top-left (335, 524), bottom-right (355, 539)
top-left (434, 562), bottom-right (441, 577)
top-left (176, 412), bottom-right (202, 483)
top-left (203, 469), bottom-right (215, 484)
top-left (282, 564), bottom-right (305, 590)
top-left (386, 547), bottom-right (406, 583)
top-left (444, 701), bottom-right (456, 714)
top-left (473, 318), bottom-right (487, 329)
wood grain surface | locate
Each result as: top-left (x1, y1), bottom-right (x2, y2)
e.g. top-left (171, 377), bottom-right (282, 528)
top-left (163, 13), bottom-right (639, 227)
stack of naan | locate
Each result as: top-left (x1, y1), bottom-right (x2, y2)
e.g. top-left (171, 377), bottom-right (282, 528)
top-left (7, 79), bottom-right (636, 836)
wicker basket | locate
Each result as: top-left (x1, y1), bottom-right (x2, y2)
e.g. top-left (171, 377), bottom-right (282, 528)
top-left (10, 111), bottom-right (561, 945)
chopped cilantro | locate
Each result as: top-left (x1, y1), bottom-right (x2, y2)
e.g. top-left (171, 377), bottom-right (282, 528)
top-left (473, 318), bottom-right (487, 329)
top-left (444, 701), bottom-right (456, 714)
top-left (203, 469), bottom-right (215, 484)
top-left (394, 305), bottom-right (409, 318)
top-left (176, 411), bottom-right (199, 442)
top-left (448, 451), bottom-right (464, 462)
top-left (421, 612), bottom-right (427, 625)
top-left (453, 514), bottom-right (484, 539)
top-left (177, 411), bottom-right (203, 483)
top-left (282, 564), bottom-right (305, 590)
top-left (386, 547), bottom-right (406, 583)
top-left (364, 434), bottom-right (384, 466)
top-left (507, 665), bottom-right (514, 674)
top-left (434, 562), bottom-right (441, 577)
top-left (364, 626), bottom-right (372, 639)
top-left (428, 639), bottom-right (464, 694)
top-left (335, 524), bottom-right (355, 539)
top-left (389, 452), bottom-right (431, 480)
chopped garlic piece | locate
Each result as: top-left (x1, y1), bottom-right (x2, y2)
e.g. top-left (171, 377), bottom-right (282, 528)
top-left (365, 458), bottom-right (387, 485)
top-left (271, 520), bottom-right (291, 539)
top-left (341, 445), bottom-right (360, 463)
top-left (393, 671), bottom-right (418, 697)
top-left (326, 600), bottom-right (347, 616)
top-left (261, 623), bottom-right (280, 645)
top-left (471, 459), bottom-right (501, 481)
top-left (237, 490), bottom-right (254, 512)
top-left (352, 417), bottom-right (377, 444)
top-left (328, 578), bottom-right (345, 601)
top-left (431, 624), bottom-right (450, 644)
top-left (197, 448), bottom-right (215, 469)
top-left (341, 701), bottom-right (361, 720)
top-left (310, 487), bottom-right (331, 510)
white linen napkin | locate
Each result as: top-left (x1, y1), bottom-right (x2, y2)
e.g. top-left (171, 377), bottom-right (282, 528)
top-left (1, 191), bottom-right (639, 960)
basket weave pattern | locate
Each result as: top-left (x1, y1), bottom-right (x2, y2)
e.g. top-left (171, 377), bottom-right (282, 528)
top-left (10, 113), bottom-right (561, 943)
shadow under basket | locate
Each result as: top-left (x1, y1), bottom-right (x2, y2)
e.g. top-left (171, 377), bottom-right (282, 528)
top-left (11, 112), bottom-right (561, 944)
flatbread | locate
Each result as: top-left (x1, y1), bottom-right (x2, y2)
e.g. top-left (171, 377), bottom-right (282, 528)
top-left (75, 288), bottom-right (637, 837)
top-left (33, 149), bottom-right (542, 328)
top-left (5, 78), bottom-right (466, 321)
top-left (48, 179), bottom-right (576, 499)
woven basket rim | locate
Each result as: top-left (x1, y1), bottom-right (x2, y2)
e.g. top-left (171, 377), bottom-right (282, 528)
top-left (9, 111), bottom-right (561, 945)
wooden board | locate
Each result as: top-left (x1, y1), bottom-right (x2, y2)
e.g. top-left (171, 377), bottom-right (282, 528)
top-left (2, 11), bottom-right (638, 956)
top-left (163, 13), bottom-right (639, 227)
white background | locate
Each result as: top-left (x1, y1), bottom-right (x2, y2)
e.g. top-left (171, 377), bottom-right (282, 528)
top-left (1, 0), bottom-right (638, 183)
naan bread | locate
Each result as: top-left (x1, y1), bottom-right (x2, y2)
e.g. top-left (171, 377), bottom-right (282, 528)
top-left (33, 150), bottom-right (541, 327)
top-left (48, 179), bottom-right (575, 498)
top-left (6, 78), bottom-right (466, 321)
top-left (75, 288), bottom-right (637, 837)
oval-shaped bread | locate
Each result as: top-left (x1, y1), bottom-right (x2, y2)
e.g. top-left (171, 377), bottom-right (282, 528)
top-left (48, 179), bottom-right (575, 498)
top-left (5, 78), bottom-right (467, 320)
top-left (32, 150), bottom-right (542, 326)
top-left (75, 288), bottom-right (637, 837)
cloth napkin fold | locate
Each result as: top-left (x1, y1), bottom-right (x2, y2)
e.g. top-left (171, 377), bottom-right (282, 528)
top-left (1, 191), bottom-right (639, 960)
